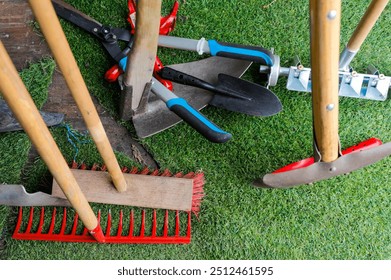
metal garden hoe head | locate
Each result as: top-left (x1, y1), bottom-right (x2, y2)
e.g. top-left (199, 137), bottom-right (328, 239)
top-left (259, 0), bottom-right (390, 101)
top-left (254, 0), bottom-right (391, 189)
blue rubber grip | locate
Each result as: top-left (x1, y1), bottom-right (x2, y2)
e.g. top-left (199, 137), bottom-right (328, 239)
top-left (208, 40), bottom-right (274, 66)
top-left (167, 98), bottom-right (232, 143)
top-left (118, 57), bottom-right (128, 71)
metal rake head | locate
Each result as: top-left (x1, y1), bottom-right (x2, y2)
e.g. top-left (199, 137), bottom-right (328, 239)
top-left (12, 207), bottom-right (191, 244)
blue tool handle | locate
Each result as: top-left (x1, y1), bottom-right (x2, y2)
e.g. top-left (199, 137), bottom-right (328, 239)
top-left (119, 57), bottom-right (128, 71)
top-left (166, 98), bottom-right (232, 143)
top-left (208, 40), bottom-right (274, 66)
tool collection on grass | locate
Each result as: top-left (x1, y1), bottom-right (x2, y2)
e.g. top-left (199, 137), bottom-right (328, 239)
top-left (0, 0), bottom-right (389, 244)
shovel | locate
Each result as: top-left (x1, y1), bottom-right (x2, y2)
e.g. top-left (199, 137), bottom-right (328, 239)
top-left (160, 67), bottom-right (282, 116)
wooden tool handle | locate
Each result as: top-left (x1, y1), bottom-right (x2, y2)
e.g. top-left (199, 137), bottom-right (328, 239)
top-left (0, 41), bottom-right (99, 233)
top-left (310, 0), bottom-right (341, 162)
top-left (347, 0), bottom-right (389, 52)
top-left (28, 0), bottom-right (127, 192)
top-left (121, 0), bottom-right (162, 116)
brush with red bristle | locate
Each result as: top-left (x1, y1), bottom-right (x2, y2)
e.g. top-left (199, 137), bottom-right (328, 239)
top-left (69, 161), bottom-right (205, 215)
top-left (11, 161), bottom-right (205, 244)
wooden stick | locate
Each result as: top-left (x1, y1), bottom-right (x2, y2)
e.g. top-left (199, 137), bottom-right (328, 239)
top-left (0, 41), bottom-right (101, 236)
top-left (120, 0), bottom-right (162, 119)
top-left (310, 0), bottom-right (341, 162)
top-left (28, 0), bottom-right (127, 192)
top-left (347, 0), bottom-right (389, 52)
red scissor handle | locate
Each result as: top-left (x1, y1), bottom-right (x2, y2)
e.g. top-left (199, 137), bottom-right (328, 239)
top-left (105, 0), bottom-right (178, 88)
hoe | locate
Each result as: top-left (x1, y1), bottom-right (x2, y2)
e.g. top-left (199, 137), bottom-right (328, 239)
top-left (254, 0), bottom-right (391, 188)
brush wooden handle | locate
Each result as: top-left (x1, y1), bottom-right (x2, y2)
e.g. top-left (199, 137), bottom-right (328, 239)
top-left (120, 0), bottom-right (162, 119)
top-left (28, 0), bottom-right (127, 192)
top-left (310, 0), bottom-right (341, 162)
top-left (0, 41), bottom-right (99, 233)
top-left (347, 0), bottom-right (389, 52)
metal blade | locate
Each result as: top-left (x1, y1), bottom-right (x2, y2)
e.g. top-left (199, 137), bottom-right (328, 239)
top-left (0, 185), bottom-right (70, 207)
top-left (52, 0), bottom-right (102, 36)
top-left (132, 56), bottom-right (252, 138)
top-left (0, 100), bottom-right (64, 132)
top-left (254, 141), bottom-right (391, 188)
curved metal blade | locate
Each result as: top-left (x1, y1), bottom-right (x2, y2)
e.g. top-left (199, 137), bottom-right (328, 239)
top-left (254, 141), bottom-right (391, 188)
top-left (0, 185), bottom-right (70, 207)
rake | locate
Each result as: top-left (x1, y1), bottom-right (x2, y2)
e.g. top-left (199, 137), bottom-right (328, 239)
top-left (0, 0), bottom-right (203, 243)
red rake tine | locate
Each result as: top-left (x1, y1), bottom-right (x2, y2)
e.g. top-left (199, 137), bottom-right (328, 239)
top-left (36, 207), bottom-right (45, 234)
top-left (105, 210), bottom-right (111, 237)
top-left (48, 208), bottom-right (57, 234)
top-left (151, 210), bottom-right (157, 237)
top-left (12, 207), bottom-right (192, 244)
top-left (116, 210), bottom-right (124, 237)
top-left (140, 210), bottom-right (146, 237)
top-left (163, 210), bottom-right (169, 237)
top-left (25, 207), bottom-right (34, 234)
top-left (175, 210), bottom-right (180, 237)
top-left (59, 208), bottom-right (67, 235)
top-left (71, 211), bottom-right (79, 235)
top-left (129, 210), bottom-right (134, 237)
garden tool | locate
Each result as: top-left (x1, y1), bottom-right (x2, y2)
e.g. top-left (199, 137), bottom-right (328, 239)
top-left (254, 0), bottom-right (391, 188)
top-left (259, 0), bottom-right (390, 101)
top-left (0, 40), bottom-right (104, 242)
top-left (30, 0), bottom-right (204, 212)
top-left (157, 35), bottom-right (275, 67)
top-left (0, 0), bottom-right (206, 244)
top-left (52, 0), bottom-right (252, 142)
top-left (30, 0), bottom-right (127, 193)
top-left (0, 183), bottom-right (194, 244)
top-left (119, 0), bottom-right (231, 143)
top-left (104, 0), bottom-right (178, 90)
top-left (160, 67), bottom-right (282, 116)
top-left (0, 100), bottom-right (64, 133)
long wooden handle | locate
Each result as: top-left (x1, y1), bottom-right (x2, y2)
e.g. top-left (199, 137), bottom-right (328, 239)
top-left (28, 0), bottom-right (127, 192)
top-left (121, 0), bottom-right (162, 115)
top-left (347, 0), bottom-right (389, 52)
top-left (310, 0), bottom-right (341, 162)
top-left (0, 41), bottom-right (100, 235)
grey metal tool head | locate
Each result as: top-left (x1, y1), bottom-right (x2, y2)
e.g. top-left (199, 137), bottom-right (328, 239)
top-left (254, 141), bottom-right (391, 188)
top-left (0, 100), bottom-right (64, 133)
top-left (0, 184), bottom-right (70, 207)
top-left (132, 56), bottom-right (252, 138)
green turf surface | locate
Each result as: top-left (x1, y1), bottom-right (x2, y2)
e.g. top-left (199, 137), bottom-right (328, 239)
top-left (0, 0), bottom-right (390, 259)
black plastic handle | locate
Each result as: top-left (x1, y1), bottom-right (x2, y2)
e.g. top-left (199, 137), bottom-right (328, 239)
top-left (160, 67), bottom-right (250, 100)
top-left (160, 67), bottom-right (216, 91)
top-left (208, 40), bottom-right (274, 66)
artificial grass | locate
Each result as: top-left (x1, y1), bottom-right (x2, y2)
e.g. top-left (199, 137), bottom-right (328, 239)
top-left (0, 0), bottom-right (390, 260)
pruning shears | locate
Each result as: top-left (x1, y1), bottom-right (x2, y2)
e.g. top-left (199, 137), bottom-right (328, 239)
top-left (104, 0), bottom-right (178, 90)
top-left (52, 0), bottom-right (233, 143)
